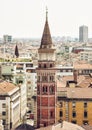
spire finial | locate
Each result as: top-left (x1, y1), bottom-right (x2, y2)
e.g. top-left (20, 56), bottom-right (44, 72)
top-left (46, 6), bottom-right (48, 21)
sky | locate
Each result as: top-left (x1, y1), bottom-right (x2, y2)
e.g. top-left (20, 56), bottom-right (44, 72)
top-left (0, 0), bottom-right (92, 38)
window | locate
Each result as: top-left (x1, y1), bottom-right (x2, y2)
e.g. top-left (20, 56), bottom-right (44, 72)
top-left (50, 64), bottom-right (52, 67)
top-left (84, 111), bottom-right (87, 118)
top-left (50, 111), bottom-right (53, 118)
top-left (37, 76), bottom-right (40, 82)
top-left (43, 86), bottom-right (47, 93)
top-left (19, 80), bottom-right (23, 84)
top-left (2, 111), bottom-right (6, 116)
top-left (3, 120), bottom-right (6, 125)
top-left (28, 87), bottom-right (31, 90)
top-left (39, 64), bottom-right (41, 68)
top-left (44, 64), bottom-right (46, 68)
top-left (59, 111), bottom-right (63, 117)
top-left (50, 76), bottom-right (52, 81)
top-left (37, 86), bottom-right (40, 94)
top-left (2, 103), bottom-right (6, 108)
top-left (83, 120), bottom-right (88, 125)
top-left (49, 86), bottom-right (54, 94)
top-left (26, 64), bottom-right (33, 67)
top-left (0, 97), bottom-right (5, 100)
top-left (71, 120), bottom-right (76, 124)
top-left (72, 111), bottom-right (76, 118)
top-left (42, 76), bottom-right (47, 82)
top-left (44, 76), bottom-right (47, 81)
top-left (59, 102), bottom-right (63, 107)
top-left (84, 102), bottom-right (87, 108)
top-left (72, 102), bottom-right (76, 108)
top-left (27, 81), bottom-right (31, 84)
top-left (50, 76), bottom-right (54, 82)
top-left (27, 98), bottom-right (31, 101)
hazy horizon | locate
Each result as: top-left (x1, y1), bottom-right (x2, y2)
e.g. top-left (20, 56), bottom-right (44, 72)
top-left (0, 0), bottom-right (92, 38)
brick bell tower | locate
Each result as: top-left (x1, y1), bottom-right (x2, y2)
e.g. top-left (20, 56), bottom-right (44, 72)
top-left (36, 8), bottom-right (56, 127)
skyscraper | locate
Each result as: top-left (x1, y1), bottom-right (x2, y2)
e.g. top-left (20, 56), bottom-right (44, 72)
top-left (79, 25), bottom-right (88, 43)
top-left (36, 8), bottom-right (56, 127)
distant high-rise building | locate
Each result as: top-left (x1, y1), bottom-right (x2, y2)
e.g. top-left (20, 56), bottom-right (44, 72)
top-left (3, 35), bottom-right (12, 43)
top-left (79, 25), bottom-right (88, 43)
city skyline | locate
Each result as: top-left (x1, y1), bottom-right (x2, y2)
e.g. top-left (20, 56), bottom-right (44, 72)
top-left (0, 0), bottom-right (92, 38)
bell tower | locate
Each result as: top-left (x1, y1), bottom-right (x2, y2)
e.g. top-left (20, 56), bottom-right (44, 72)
top-left (36, 8), bottom-right (56, 127)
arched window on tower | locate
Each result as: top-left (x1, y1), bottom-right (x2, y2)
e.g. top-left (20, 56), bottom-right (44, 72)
top-left (44, 64), bottom-right (46, 68)
top-left (49, 86), bottom-right (54, 94)
top-left (50, 64), bottom-right (52, 67)
top-left (50, 76), bottom-right (54, 82)
top-left (50, 76), bottom-right (52, 81)
top-left (39, 64), bottom-right (41, 68)
top-left (37, 85), bottom-right (40, 94)
top-left (50, 111), bottom-right (53, 118)
top-left (44, 76), bottom-right (47, 81)
top-left (37, 76), bottom-right (40, 82)
top-left (43, 86), bottom-right (48, 93)
top-left (42, 76), bottom-right (48, 82)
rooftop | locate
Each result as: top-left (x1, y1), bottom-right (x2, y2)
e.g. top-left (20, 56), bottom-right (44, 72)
top-left (0, 81), bottom-right (18, 95)
top-left (57, 87), bottom-right (92, 99)
top-left (36, 121), bottom-right (85, 130)
top-left (13, 123), bottom-right (34, 130)
top-left (74, 61), bottom-right (92, 69)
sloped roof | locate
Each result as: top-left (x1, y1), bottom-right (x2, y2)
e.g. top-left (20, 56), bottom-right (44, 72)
top-left (40, 10), bottom-right (52, 49)
top-left (36, 121), bottom-right (85, 130)
top-left (57, 87), bottom-right (92, 99)
top-left (0, 81), bottom-right (18, 94)
top-left (82, 125), bottom-right (92, 130)
top-left (15, 123), bottom-right (34, 130)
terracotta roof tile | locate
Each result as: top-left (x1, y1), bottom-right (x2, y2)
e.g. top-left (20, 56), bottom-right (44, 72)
top-left (0, 81), bottom-right (17, 94)
top-left (57, 88), bottom-right (92, 99)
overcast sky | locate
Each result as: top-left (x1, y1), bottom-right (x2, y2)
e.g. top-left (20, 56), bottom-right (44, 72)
top-left (0, 0), bottom-right (92, 38)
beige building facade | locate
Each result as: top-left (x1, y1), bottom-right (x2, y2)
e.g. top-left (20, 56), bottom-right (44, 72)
top-left (0, 81), bottom-right (20, 130)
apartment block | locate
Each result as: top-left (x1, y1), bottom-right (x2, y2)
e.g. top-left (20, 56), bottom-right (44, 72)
top-left (56, 88), bottom-right (92, 126)
top-left (0, 81), bottom-right (20, 130)
top-left (80, 51), bottom-right (92, 63)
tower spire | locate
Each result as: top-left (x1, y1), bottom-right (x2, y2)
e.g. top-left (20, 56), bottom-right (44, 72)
top-left (46, 6), bottom-right (48, 21)
top-left (15, 44), bottom-right (19, 58)
top-left (40, 7), bottom-right (52, 48)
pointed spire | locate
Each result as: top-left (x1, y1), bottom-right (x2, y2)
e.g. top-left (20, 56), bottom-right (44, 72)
top-left (15, 44), bottom-right (19, 58)
top-left (46, 6), bottom-right (48, 21)
top-left (40, 8), bottom-right (53, 49)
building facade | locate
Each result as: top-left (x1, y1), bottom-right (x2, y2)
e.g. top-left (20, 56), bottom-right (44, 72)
top-left (80, 51), bottom-right (92, 63)
top-left (3, 35), bottom-right (12, 43)
top-left (56, 88), bottom-right (92, 126)
top-left (0, 61), bottom-right (37, 121)
top-left (79, 25), bottom-right (88, 43)
top-left (0, 81), bottom-right (20, 130)
top-left (36, 9), bottom-right (56, 127)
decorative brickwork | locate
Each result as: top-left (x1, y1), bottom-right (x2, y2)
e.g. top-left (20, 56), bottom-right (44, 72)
top-left (36, 9), bottom-right (56, 128)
